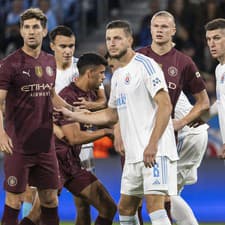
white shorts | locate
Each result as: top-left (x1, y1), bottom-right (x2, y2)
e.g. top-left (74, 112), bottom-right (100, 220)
top-left (121, 156), bottom-right (177, 197)
top-left (177, 130), bottom-right (208, 190)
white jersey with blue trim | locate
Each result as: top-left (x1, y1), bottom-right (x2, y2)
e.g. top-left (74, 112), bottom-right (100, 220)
top-left (175, 91), bottom-right (209, 138)
top-left (108, 53), bottom-right (178, 163)
top-left (55, 57), bottom-right (79, 94)
top-left (215, 63), bottom-right (225, 143)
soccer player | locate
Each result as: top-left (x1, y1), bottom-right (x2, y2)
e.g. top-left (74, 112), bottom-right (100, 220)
top-left (0, 8), bottom-right (75, 225)
top-left (171, 91), bottom-right (209, 225)
top-left (205, 18), bottom-right (225, 158)
top-left (58, 20), bottom-right (179, 225)
top-left (136, 10), bottom-right (210, 224)
top-left (25, 53), bottom-right (117, 225)
top-left (22, 25), bottom-right (108, 225)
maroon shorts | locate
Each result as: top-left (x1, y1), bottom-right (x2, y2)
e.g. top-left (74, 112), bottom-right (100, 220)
top-left (4, 150), bottom-right (59, 193)
top-left (57, 150), bottom-right (97, 196)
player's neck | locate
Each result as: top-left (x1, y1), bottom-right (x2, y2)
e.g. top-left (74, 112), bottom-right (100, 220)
top-left (218, 55), bottom-right (225, 65)
top-left (119, 49), bottom-right (135, 67)
top-left (151, 41), bottom-right (173, 56)
top-left (56, 61), bottom-right (72, 70)
top-left (74, 78), bottom-right (89, 92)
top-left (22, 45), bottom-right (41, 58)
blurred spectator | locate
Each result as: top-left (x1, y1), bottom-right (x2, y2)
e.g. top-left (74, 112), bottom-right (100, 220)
top-left (4, 0), bottom-right (23, 55)
top-left (38, 0), bottom-right (57, 31)
top-left (137, 0), bottom-right (160, 47)
top-left (63, 0), bottom-right (80, 36)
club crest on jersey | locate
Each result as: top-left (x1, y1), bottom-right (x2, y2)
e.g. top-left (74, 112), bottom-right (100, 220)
top-left (124, 74), bottom-right (130, 85)
top-left (7, 176), bottom-right (17, 187)
top-left (221, 72), bottom-right (225, 84)
top-left (35, 66), bottom-right (43, 78)
top-left (168, 66), bottom-right (178, 77)
top-left (46, 66), bottom-right (54, 76)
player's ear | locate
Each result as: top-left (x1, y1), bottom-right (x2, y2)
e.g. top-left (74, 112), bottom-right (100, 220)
top-left (43, 28), bottom-right (48, 38)
top-left (50, 42), bottom-right (54, 51)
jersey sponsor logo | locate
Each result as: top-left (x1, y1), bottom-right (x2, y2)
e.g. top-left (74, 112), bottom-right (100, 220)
top-left (168, 66), bottom-right (178, 77)
top-left (46, 66), bottom-right (54, 77)
top-left (22, 69), bottom-right (31, 77)
top-left (7, 176), bottom-right (17, 187)
top-left (168, 82), bottom-right (176, 90)
top-left (116, 93), bottom-right (126, 107)
top-left (35, 66), bottom-right (43, 78)
top-left (195, 71), bottom-right (201, 78)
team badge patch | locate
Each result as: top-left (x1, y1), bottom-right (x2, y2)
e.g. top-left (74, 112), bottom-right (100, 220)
top-left (35, 66), bottom-right (43, 78)
top-left (7, 176), bottom-right (17, 187)
top-left (46, 66), bottom-right (54, 76)
top-left (124, 74), bottom-right (130, 85)
top-left (221, 72), bottom-right (225, 84)
top-left (168, 66), bottom-right (178, 77)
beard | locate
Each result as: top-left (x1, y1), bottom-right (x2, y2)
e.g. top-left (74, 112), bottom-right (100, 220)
top-left (109, 48), bottom-right (127, 59)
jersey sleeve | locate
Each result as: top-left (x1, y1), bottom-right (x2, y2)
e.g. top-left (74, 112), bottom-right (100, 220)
top-left (183, 58), bottom-right (206, 94)
top-left (142, 57), bottom-right (168, 98)
top-left (108, 74), bottom-right (117, 109)
top-left (0, 60), bottom-right (13, 90)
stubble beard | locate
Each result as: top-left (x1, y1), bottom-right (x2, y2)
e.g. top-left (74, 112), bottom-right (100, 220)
top-left (110, 48), bottom-right (127, 60)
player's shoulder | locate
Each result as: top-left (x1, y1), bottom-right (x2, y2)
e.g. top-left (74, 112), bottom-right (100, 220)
top-left (136, 45), bottom-right (151, 55)
top-left (173, 48), bottom-right (194, 63)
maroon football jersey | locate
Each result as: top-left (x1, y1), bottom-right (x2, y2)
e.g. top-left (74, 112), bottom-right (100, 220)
top-left (0, 49), bottom-right (56, 154)
top-left (137, 46), bottom-right (206, 116)
top-left (55, 82), bottom-right (98, 161)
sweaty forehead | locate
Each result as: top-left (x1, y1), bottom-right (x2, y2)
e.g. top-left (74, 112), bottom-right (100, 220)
top-left (206, 29), bottom-right (225, 37)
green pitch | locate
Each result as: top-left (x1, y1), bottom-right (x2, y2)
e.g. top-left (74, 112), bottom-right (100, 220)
top-left (60, 222), bottom-right (224, 225)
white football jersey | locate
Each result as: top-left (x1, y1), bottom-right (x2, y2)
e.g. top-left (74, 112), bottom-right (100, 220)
top-left (215, 63), bottom-right (225, 143)
top-left (55, 57), bottom-right (79, 94)
top-left (175, 91), bottom-right (209, 137)
top-left (108, 53), bottom-right (178, 163)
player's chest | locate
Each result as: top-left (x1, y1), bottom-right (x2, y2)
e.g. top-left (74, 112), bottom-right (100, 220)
top-left (14, 63), bottom-right (55, 87)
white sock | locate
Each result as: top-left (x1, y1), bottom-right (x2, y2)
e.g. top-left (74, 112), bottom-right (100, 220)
top-left (134, 211), bottom-right (140, 225)
top-left (171, 195), bottom-right (199, 225)
top-left (149, 209), bottom-right (171, 225)
top-left (119, 215), bottom-right (139, 225)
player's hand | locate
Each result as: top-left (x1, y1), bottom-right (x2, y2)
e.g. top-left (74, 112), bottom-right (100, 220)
top-left (54, 107), bottom-right (76, 121)
top-left (173, 119), bottom-right (185, 131)
top-left (73, 97), bottom-right (93, 110)
top-left (218, 143), bottom-right (225, 159)
top-left (113, 124), bottom-right (125, 156)
top-left (143, 143), bottom-right (157, 168)
top-left (0, 131), bottom-right (13, 155)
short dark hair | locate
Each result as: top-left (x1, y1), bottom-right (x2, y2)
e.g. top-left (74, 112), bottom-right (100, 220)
top-left (106, 20), bottom-right (133, 36)
top-left (20, 8), bottom-right (47, 28)
top-left (205, 18), bottom-right (225, 31)
top-left (77, 53), bottom-right (108, 75)
top-left (49, 25), bottom-right (74, 42)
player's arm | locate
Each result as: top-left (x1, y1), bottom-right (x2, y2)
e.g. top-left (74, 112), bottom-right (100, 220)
top-left (143, 89), bottom-right (172, 167)
top-left (173, 89), bottom-right (210, 131)
top-left (73, 88), bottom-right (107, 111)
top-left (51, 88), bottom-right (75, 111)
top-left (60, 122), bottom-right (113, 146)
top-left (0, 89), bottom-right (13, 154)
top-left (113, 122), bottom-right (125, 156)
top-left (56, 106), bottom-right (118, 126)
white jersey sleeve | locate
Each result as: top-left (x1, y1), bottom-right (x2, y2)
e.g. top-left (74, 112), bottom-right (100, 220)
top-left (215, 64), bottom-right (225, 143)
